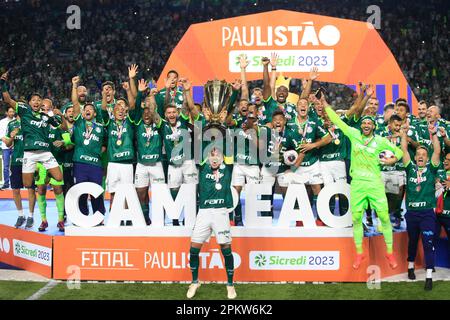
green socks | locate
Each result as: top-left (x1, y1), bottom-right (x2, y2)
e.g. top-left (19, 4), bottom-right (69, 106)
top-left (55, 193), bottom-right (65, 221)
top-left (189, 247), bottom-right (200, 283)
top-left (221, 247), bottom-right (235, 286)
top-left (378, 211), bottom-right (393, 254)
top-left (37, 194), bottom-right (47, 221)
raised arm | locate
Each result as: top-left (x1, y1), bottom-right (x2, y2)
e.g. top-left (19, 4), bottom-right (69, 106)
top-left (356, 84), bottom-right (374, 118)
top-left (322, 94), bottom-right (353, 138)
top-left (179, 78), bottom-right (198, 119)
top-left (300, 67), bottom-right (319, 99)
top-left (164, 77), bottom-right (174, 107)
top-left (262, 57), bottom-right (271, 100)
top-left (239, 54), bottom-right (249, 101)
top-left (147, 88), bottom-right (161, 126)
top-left (128, 64), bottom-right (138, 98)
top-left (439, 127), bottom-right (450, 147)
top-left (270, 52), bottom-right (278, 99)
top-left (345, 83), bottom-right (367, 119)
top-left (1, 72), bottom-right (17, 108)
top-left (429, 123), bottom-right (441, 166)
top-left (400, 128), bottom-right (411, 166)
top-left (122, 82), bottom-right (135, 110)
top-left (71, 76), bottom-right (81, 118)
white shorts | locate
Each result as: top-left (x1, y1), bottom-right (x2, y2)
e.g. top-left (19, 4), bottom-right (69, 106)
top-left (381, 171), bottom-right (406, 194)
top-left (293, 161), bottom-right (323, 185)
top-left (320, 160), bottom-right (347, 185)
top-left (106, 162), bottom-right (134, 193)
top-left (260, 166), bottom-right (294, 188)
top-left (168, 160), bottom-right (198, 189)
top-left (191, 208), bottom-right (232, 245)
top-left (231, 163), bottom-right (260, 186)
top-left (134, 162), bottom-right (165, 188)
top-left (22, 151), bottom-right (59, 174)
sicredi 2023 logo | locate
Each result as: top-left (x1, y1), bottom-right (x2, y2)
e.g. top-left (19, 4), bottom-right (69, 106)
top-left (13, 239), bottom-right (52, 266)
top-left (225, 23), bottom-right (340, 73)
top-left (249, 251), bottom-right (340, 270)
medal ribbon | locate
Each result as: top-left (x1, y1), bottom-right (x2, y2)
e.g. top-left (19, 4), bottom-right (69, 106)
top-left (328, 126), bottom-right (338, 140)
top-left (116, 119), bottom-right (125, 141)
top-left (145, 124), bottom-right (152, 145)
top-left (416, 167), bottom-right (424, 190)
top-left (298, 120), bottom-right (309, 143)
top-left (363, 135), bottom-right (374, 146)
top-left (85, 122), bottom-right (95, 141)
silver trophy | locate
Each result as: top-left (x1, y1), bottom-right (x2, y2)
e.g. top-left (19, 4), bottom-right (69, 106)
top-left (203, 79), bottom-right (232, 129)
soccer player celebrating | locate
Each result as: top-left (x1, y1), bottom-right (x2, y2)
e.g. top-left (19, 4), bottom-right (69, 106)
top-left (155, 70), bottom-right (184, 117)
top-left (230, 103), bottom-right (260, 224)
top-left (260, 109), bottom-right (298, 210)
top-left (186, 147), bottom-right (236, 300)
top-left (438, 152), bottom-right (450, 268)
top-left (319, 111), bottom-right (348, 216)
top-left (400, 124), bottom-right (440, 291)
top-left (1, 72), bottom-right (65, 230)
top-left (161, 78), bottom-right (199, 226)
top-left (34, 99), bottom-right (69, 232)
top-left (323, 93), bottom-right (403, 269)
top-left (134, 79), bottom-right (165, 225)
top-left (378, 115), bottom-right (406, 229)
top-left (101, 88), bottom-right (139, 207)
top-left (288, 96), bottom-right (331, 224)
top-left (71, 76), bottom-right (106, 218)
top-left (2, 114), bottom-right (36, 228)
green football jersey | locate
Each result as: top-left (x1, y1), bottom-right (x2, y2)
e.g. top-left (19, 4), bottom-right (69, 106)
top-left (160, 114), bottom-right (191, 166)
top-left (326, 107), bottom-right (403, 181)
top-left (16, 102), bottom-right (61, 152)
top-left (377, 128), bottom-right (405, 172)
top-left (72, 115), bottom-right (106, 167)
top-left (155, 88), bottom-right (184, 117)
top-left (103, 107), bottom-right (141, 163)
top-left (319, 125), bottom-right (348, 162)
top-left (405, 160), bottom-right (439, 210)
top-left (260, 126), bottom-right (296, 173)
top-left (442, 171), bottom-right (450, 218)
top-left (286, 116), bottom-right (328, 167)
top-left (6, 119), bottom-right (24, 166)
top-left (94, 99), bottom-right (116, 123)
top-left (231, 117), bottom-right (259, 165)
top-left (260, 96), bottom-right (298, 124)
top-left (135, 118), bottom-right (163, 164)
top-left (198, 163), bottom-right (233, 209)
top-left (48, 126), bottom-right (65, 164)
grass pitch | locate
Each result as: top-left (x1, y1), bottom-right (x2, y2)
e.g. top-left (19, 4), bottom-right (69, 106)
top-left (1, 281), bottom-right (449, 300)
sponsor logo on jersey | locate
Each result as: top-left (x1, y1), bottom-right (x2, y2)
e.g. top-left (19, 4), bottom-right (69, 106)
top-left (114, 151), bottom-right (131, 158)
top-left (204, 199), bottom-right (225, 205)
top-left (80, 155), bottom-right (99, 163)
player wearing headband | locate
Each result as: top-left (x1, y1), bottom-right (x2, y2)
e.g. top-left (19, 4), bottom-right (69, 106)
top-left (323, 93), bottom-right (403, 270)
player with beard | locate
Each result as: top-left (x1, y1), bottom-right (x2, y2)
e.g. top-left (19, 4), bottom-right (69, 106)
top-left (186, 147), bottom-right (236, 300)
top-left (378, 115), bottom-right (406, 229)
top-left (262, 54), bottom-right (319, 124)
top-left (133, 80), bottom-right (165, 225)
top-left (417, 100), bottom-right (428, 124)
top-left (288, 96), bottom-right (331, 225)
top-left (400, 124), bottom-right (440, 291)
top-left (323, 93), bottom-right (402, 269)
top-left (71, 76), bottom-right (107, 218)
top-left (63, 78), bottom-right (88, 114)
top-left (1, 72), bottom-right (65, 231)
top-left (2, 113), bottom-right (36, 228)
top-left (238, 54), bottom-right (267, 124)
top-left (161, 78), bottom-right (200, 226)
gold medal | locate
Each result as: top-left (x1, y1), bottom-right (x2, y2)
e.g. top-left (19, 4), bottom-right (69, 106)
top-left (334, 138), bottom-right (340, 145)
top-left (116, 140), bottom-right (122, 146)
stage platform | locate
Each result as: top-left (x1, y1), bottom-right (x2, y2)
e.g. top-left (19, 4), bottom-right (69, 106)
top-left (0, 196), bottom-right (448, 282)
